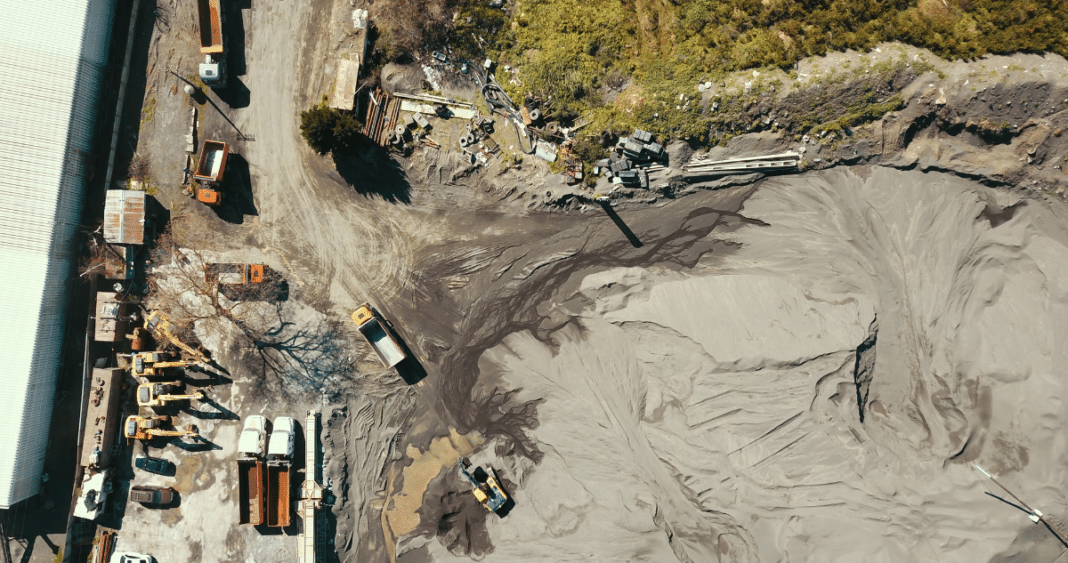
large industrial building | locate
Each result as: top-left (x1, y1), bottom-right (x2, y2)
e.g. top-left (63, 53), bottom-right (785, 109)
top-left (0, 0), bottom-right (116, 509)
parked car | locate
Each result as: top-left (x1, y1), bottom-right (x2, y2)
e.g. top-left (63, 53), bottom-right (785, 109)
top-left (129, 485), bottom-right (175, 506)
top-left (432, 51), bottom-right (449, 64)
top-left (134, 454), bottom-right (172, 475)
top-left (110, 553), bottom-right (155, 563)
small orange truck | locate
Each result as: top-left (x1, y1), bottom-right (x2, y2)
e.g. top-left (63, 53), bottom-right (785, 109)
top-left (205, 263), bottom-right (265, 285)
top-left (193, 140), bottom-right (230, 205)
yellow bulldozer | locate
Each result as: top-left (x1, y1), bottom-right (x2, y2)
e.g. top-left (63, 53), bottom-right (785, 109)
top-left (145, 311), bottom-right (210, 364)
top-left (132, 351), bottom-right (200, 378)
top-left (136, 382), bottom-right (206, 407)
top-left (123, 415), bottom-right (200, 442)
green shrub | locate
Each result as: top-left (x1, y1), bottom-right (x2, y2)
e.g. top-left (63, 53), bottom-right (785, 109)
top-left (571, 135), bottom-right (608, 163)
top-left (299, 106), bottom-right (365, 154)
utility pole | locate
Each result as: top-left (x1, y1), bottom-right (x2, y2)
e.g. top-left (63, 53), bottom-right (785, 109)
top-left (168, 69), bottom-right (253, 141)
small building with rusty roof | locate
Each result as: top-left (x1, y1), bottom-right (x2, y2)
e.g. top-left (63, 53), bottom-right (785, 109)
top-left (103, 189), bottom-right (146, 245)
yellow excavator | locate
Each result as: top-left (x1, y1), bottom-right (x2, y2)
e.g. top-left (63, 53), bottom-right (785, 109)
top-left (145, 311), bottom-right (210, 364)
top-left (136, 382), bottom-right (206, 407)
top-left (123, 415), bottom-right (200, 441)
top-left (458, 457), bottom-right (509, 513)
top-left (132, 351), bottom-right (200, 378)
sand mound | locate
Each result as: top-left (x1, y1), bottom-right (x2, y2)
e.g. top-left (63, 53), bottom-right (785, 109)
top-left (423, 167), bottom-right (1068, 562)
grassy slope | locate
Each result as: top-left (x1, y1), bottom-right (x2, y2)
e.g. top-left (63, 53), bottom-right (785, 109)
top-left (462, 0), bottom-right (1068, 144)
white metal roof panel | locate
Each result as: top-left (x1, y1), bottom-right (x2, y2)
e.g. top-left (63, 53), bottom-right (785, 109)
top-left (0, 0), bottom-right (115, 508)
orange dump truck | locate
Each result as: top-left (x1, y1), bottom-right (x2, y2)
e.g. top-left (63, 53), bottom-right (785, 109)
top-left (193, 140), bottom-right (230, 205)
top-left (196, 0), bottom-right (227, 87)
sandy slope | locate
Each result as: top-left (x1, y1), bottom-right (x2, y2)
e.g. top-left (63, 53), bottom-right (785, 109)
top-left (422, 167), bottom-right (1068, 562)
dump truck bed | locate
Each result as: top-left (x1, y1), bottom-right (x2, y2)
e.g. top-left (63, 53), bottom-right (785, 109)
top-left (238, 459), bottom-right (265, 525)
top-left (357, 316), bottom-right (405, 368)
top-left (197, 0), bottom-right (224, 54)
top-left (194, 141), bottom-right (230, 183)
top-left (266, 463), bottom-right (291, 527)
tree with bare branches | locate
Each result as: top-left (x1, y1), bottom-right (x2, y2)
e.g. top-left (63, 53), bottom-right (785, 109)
top-left (143, 212), bottom-right (367, 400)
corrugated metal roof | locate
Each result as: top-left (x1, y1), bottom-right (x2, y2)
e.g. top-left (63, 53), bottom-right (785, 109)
top-left (0, 0), bottom-right (116, 509)
top-left (103, 190), bottom-right (146, 244)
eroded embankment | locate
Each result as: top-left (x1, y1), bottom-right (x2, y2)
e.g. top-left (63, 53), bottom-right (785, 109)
top-left (411, 167), bottom-right (1068, 562)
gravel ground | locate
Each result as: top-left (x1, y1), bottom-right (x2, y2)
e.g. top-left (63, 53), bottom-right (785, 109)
top-left (103, 0), bottom-right (1068, 561)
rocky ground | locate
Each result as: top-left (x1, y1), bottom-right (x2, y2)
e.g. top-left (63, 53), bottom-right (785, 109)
top-left (90, 0), bottom-right (1068, 561)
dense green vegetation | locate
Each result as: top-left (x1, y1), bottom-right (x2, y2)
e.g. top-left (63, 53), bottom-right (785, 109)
top-left (299, 105), bottom-right (365, 154)
top-left (369, 0), bottom-right (1067, 144)
top-left (490, 0), bottom-right (1062, 137)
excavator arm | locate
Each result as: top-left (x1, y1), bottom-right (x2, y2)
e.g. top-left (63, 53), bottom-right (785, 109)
top-left (146, 425), bottom-right (199, 438)
top-left (153, 360), bottom-right (199, 369)
top-left (146, 312), bottom-right (210, 364)
top-left (155, 391), bottom-right (206, 403)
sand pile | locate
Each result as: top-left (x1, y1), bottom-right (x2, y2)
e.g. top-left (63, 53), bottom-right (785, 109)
top-left (416, 167), bottom-right (1068, 562)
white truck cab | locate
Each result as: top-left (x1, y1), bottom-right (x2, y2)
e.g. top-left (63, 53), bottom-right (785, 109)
top-left (268, 417), bottom-right (296, 459)
top-left (238, 415), bottom-right (268, 457)
top-left (110, 554), bottom-right (155, 563)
